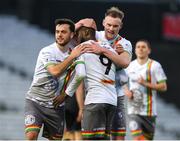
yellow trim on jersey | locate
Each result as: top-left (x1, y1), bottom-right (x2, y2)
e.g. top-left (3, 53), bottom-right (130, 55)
top-left (45, 62), bottom-right (56, 68)
top-left (146, 60), bottom-right (153, 116)
top-left (157, 79), bottom-right (166, 83)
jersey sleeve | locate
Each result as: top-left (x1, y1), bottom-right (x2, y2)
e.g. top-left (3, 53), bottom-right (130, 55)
top-left (40, 48), bottom-right (57, 68)
top-left (116, 69), bottom-right (128, 86)
top-left (65, 55), bottom-right (86, 97)
top-left (117, 38), bottom-right (133, 59)
top-left (153, 62), bottom-right (167, 83)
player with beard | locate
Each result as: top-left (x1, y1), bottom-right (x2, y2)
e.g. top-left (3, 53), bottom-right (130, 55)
top-left (75, 7), bottom-right (132, 140)
top-left (24, 18), bottom-right (89, 140)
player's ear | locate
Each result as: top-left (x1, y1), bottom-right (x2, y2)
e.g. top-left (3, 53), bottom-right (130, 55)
top-left (148, 47), bottom-right (151, 55)
top-left (120, 22), bottom-right (123, 29)
top-left (70, 32), bottom-right (74, 39)
top-left (102, 19), bottom-right (105, 27)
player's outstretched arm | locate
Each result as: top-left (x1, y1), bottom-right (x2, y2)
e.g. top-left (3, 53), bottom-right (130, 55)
top-left (47, 44), bottom-right (88, 78)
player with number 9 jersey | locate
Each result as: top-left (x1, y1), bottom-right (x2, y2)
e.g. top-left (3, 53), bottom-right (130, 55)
top-left (65, 39), bottom-right (118, 140)
top-left (66, 40), bottom-right (117, 106)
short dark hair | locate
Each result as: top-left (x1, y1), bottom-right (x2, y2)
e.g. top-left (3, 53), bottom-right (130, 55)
top-left (105, 7), bottom-right (124, 20)
top-left (137, 39), bottom-right (151, 48)
top-left (55, 18), bottom-right (75, 32)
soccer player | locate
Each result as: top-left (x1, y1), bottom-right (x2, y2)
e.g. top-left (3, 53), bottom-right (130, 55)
top-left (125, 39), bottom-right (167, 140)
top-left (97, 7), bottom-right (132, 140)
top-left (55, 24), bottom-right (119, 140)
top-left (75, 7), bottom-right (132, 140)
top-left (24, 18), bottom-right (88, 140)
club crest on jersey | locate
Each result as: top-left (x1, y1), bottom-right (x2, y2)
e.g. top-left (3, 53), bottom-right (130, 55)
top-left (129, 120), bottom-right (138, 130)
top-left (25, 115), bottom-right (35, 126)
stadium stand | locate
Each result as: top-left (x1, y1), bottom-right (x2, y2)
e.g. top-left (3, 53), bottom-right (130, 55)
top-left (0, 15), bottom-right (180, 140)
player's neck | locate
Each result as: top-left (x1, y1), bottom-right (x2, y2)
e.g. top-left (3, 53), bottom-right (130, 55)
top-left (106, 34), bottom-right (119, 41)
top-left (137, 57), bottom-right (149, 65)
top-left (56, 42), bottom-right (69, 53)
top-left (106, 35), bottom-right (120, 46)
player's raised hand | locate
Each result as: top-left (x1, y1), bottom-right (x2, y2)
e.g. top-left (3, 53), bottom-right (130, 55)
top-left (115, 44), bottom-right (124, 55)
top-left (83, 41), bottom-right (104, 54)
top-left (70, 44), bottom-right (87, 58)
